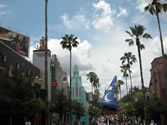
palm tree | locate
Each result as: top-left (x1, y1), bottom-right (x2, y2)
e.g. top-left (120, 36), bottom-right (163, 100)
top-left (120, 64), bottom-right (129, 95)
top-left (60, 34), bottom-right (79, 99)
top-left (44, 0), bottom-right (49, 124)
top-left (86, 72), bottom-right (100, 94)
top-left (145, 0), bottom-right (167, 57)
top-left (117, 80), bottom-right (125, 99)
top-left (60, 34), bottom-right (79, 122)
top-left (125, 24), bottom-right (152, 100)
top-left (120, 52), bottom-right (136, 90)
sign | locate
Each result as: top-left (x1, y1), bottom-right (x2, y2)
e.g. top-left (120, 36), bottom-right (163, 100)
top-left (0, 26), bottom-right (29, 57)
top-left (51, 82), bottom-right (58, 86)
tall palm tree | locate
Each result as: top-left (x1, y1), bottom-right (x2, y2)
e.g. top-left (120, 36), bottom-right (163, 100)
top-left (145, 0), bottom-right (167, 89)
top-left (145, 0), bottom-right (167, 57)
top-left (125, 24), bottom-right (152, 100)
top-left (60, 34), bottom-right (79, 124)
top-left (120, 64), bottom-right (129, 95)
top-left (120, 52), bottom-right (136, 90)
top-left (117, 79), bottom-right (125, 99)
top-left (44, 0), bottom-right (49, 124)
top-left (86, 72), bottom-right (100, 94)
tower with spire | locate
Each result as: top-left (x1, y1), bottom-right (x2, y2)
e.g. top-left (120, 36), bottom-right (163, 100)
top-left (71, 65), bottom-right (89, 125)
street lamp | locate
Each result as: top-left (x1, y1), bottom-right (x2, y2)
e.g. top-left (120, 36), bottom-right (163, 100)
top-left (34, 76), bottom-right (42, 98)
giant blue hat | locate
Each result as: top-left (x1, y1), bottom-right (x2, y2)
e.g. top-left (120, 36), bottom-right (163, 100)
top-left (99, 76), bottom-right (118, 110)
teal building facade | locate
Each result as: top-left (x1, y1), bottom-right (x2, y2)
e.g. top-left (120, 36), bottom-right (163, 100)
top-left (72, 65), bottom-right (89, 125)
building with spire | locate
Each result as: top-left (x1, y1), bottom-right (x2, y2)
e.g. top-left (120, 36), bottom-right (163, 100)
top-left (71, 65), bottom-right (89, 125)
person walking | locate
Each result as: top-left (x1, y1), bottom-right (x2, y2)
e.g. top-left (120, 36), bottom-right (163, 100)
top-left (150, 120), bottom-right (157, 125)
top-left (25, 121), bottom-right (28, 125)
top-left (27, 120), bottom-right (31, 125)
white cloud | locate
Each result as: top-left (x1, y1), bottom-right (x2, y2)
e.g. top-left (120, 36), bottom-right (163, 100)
top-left (0, 4), bottom-right (10, 16)
top-left (61, 0), bottom-right (114, 32)
top-left (0, 11), bottom-right (9, 16)
top-left (0, 4), bottom-right (7, 8)
top-left (132, 14), bottom-right (150, 26)
top-left (92, 0), bottom-right (113, 31)
top-left (61, 14), bottom-right (90, 30)
top-left (93, 0), bottom-right (112, 16)
top-left (47, 38), bottom-right (94, 71)
top-left (136, 0), bottom-right (152, 12)
top-left (117, 7), bottom-right (128, 17)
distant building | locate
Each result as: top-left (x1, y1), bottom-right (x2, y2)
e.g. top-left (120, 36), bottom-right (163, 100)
top-left (149, 56), bottom-right (167, 125)
top-left (51, 54), bottom-right (68, 103)
top-left (71, 65), bottom-right (89, 125)
top-left (33, 49), bottom-right (52, 101)
top-left (149, 56), bottom-right (167, 101)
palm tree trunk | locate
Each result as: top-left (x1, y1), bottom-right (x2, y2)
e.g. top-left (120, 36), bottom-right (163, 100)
top-left (44, 0), bottom-right (49, 125)
top-left (119, 86), bottom-right (121, 99)
top-left (129, 71), bottom-right (133, 92)
top-left (156, 9), bottom-right (164, 56)
top-left (69, 50), bottom-right (72, 125)
top-left (136, 39), bottom-right (145, 100)
top-left (125, 77), bottom-right (128, 95)
top-left (92, 83), bottom-right (93, 94)
top-left (156, 11), bottom-right (167, 86)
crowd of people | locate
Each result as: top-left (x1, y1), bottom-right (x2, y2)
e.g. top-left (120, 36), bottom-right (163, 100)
top-left (90, 114), bottom-right (157, 125)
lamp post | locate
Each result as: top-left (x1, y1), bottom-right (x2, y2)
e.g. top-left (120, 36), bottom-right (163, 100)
top-left (34, 76), bottom-right (42, 98)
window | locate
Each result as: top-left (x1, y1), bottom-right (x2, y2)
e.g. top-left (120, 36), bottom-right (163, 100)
top-left (79, 88), bottom-right (81, 96)
top-left (27, 69), bottom-right (30, 76)
top-left (2, 55), bottom-right (6, 63)
top-left (76, 88), bottom-right (78, 96)
top-left (16, 63), bottom-right (20, 69)
top-left (73, 88), bottom-right (74, 96)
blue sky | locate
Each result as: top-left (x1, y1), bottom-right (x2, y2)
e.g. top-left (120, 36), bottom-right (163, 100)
top-left (1, 0), bottom-right (167, 96)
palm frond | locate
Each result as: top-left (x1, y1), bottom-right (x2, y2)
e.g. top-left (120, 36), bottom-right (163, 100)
top-left (136, 25), bottom-right (145, 36)
top-left (144, 5), bottom-right (150, 12)
top-left (145, 4), bottom-right (155, 15)
top-left (60, 34), bottom-right (79, 51)
top-left (162, 3), bottom-right (167, 12)
top-left (117, 80), bottom-right (124, 85)
top-left (131, 55), bottom-right (137, 62)
top-left (139, 44), bottom-right (145, 50)
top-left (125, 39), bottom-right (134, 46)
top-left (157, 2), bottom-right (163, 13)
top-left (143, 33), bottom-right (152, 39)
top-left (130, 26), bottom-right (137, 36)
top-left (125, 31), bottom-right (133, 37)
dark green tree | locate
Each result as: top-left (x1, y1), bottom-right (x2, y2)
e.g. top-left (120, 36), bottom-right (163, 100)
top-left (88, 106), bottom-right (102, 118)
top-left (145, 99), bottom-right (167, 123)
top-left (125, 24), bottom-right (152, 100)
top-left (50, 89), bottom-right (69, 124)
top-left (0, 71), bottom-right (41, 124)
top-left (119, 86), bottom-right (144, 118)
top-left (71, 100), bottom-right (85, 120)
